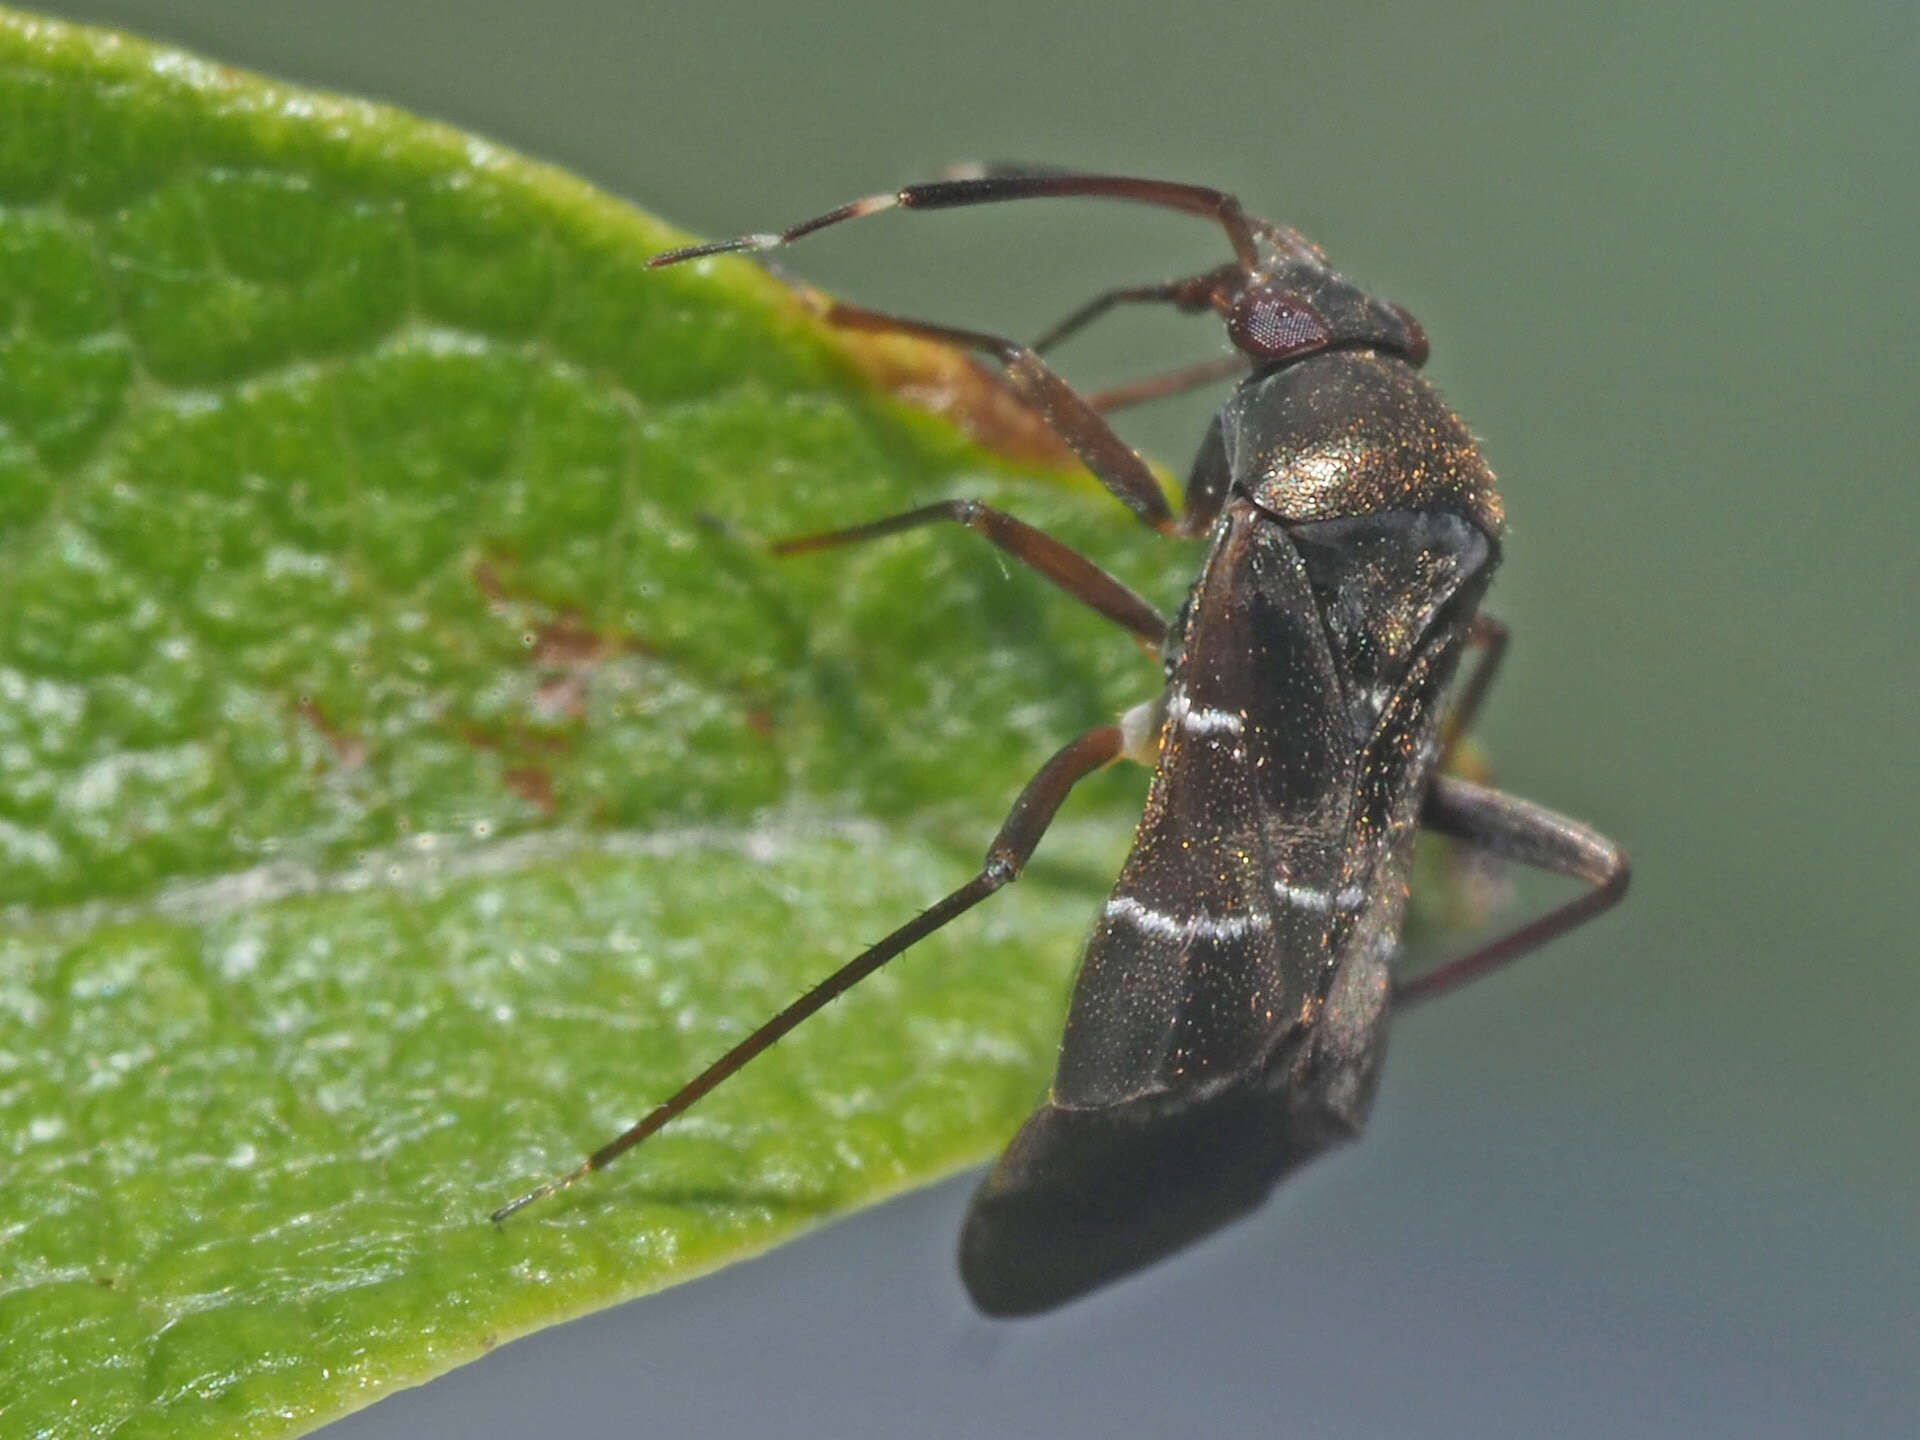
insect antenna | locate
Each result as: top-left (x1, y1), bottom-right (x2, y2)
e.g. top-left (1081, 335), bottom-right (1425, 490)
top-left (647, 168), bottom-right (1263, 270)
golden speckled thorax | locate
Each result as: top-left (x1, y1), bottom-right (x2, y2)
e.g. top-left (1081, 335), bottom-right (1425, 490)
top-left (1226, 350), bottom-right (1505, 537)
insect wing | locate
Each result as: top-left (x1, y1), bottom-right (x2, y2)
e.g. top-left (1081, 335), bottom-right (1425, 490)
top-left (1286, 508), bottom-right (1495, 927)
top-left (1054, 500), bottom-right (1360, 1109)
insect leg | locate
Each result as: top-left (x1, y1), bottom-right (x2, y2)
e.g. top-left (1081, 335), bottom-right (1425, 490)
top-left (815, 298), bottom-right (1178, 533)
top-left (1439, 613), bottom-right (1509, 759)
top-left (1030, 266), bottom-right (1241, 353)
top-left (1087, 356), bottom-right (1251, 415)
top-left (774, 500), bottom-right (1167, 646)
top-left (1393, 775), bottom-right (1630, 1008)
top-left (648, 168), bottom-right (1262, 271)
top-left (490, 723), bottom-right (1126, 1222)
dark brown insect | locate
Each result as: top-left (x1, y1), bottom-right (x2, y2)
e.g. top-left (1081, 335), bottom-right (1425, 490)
top-left (492, 168), bottom-right (1629, 1315)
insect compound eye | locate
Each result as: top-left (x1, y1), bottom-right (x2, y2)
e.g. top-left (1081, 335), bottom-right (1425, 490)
top-left (1225, 289), bottom-right (1334, 362)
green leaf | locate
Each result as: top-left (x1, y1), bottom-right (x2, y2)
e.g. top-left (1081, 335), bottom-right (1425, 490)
top-left (0, 9), bottom-right (1190, 1436)
top-left (0, 10), bottom-right (1484, 1436)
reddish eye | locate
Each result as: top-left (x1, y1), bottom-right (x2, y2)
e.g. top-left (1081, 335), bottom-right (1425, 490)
top-left (1226, 289), bottom-right (1333, 361)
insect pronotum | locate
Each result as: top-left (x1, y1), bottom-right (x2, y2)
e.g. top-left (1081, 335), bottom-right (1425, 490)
top-left (491, 168), bottom-right (1630, 1315)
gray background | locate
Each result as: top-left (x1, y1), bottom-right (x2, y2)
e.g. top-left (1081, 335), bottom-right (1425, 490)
top-left (38, 2), bottom-right (1918, 1435)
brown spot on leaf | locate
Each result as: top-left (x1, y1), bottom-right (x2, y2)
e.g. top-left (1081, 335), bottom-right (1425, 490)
top-left (470, 561), bottom-right (662, 743)
top-left (295, 697), bottom-right (369, 769)
top-left (470, 556), bottom-right (770, 757)
top-left (473, 558), bottom-right (510, 610)
top-left (527, 609), bottom-right (654, 724)
top-left (532, 671), bottom-right (589, 724)
top-left (787, 280), bottom-right (1083, 474)
top-left (503, 765), bottom-right (555, 816)
top-left (519, 724), bottom-right (572, 755)
top-left (533, 609), bottom-right (615, 667)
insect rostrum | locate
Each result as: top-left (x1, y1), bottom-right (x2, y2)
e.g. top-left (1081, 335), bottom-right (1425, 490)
top-left (493, 168), bottom-right (1629, 1316)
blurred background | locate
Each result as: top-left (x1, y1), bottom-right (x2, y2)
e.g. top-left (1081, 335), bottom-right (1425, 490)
top-left (38, 1), bottom-right (1916, 1434)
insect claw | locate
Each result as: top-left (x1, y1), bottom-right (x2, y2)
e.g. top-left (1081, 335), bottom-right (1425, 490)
top-left (490, 1158), bottom-right (592, 1224)
top-left (646, 233), bottom-right (780, 267)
